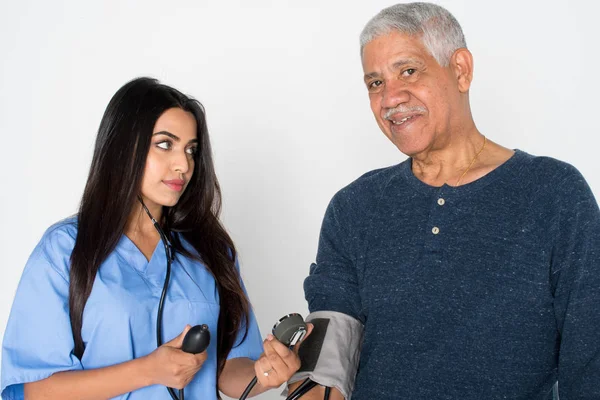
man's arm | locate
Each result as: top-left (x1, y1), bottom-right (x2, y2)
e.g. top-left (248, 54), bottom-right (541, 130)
top-left (291, 190), bottom-right (365, 399)
top-left (551, 167), bottom-right (600, 397)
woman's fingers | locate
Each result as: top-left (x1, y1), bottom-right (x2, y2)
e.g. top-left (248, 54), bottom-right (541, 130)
top-left (164, 325), bottom-right (192, 348)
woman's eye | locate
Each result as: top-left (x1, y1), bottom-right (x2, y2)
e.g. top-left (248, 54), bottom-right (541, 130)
top-left (156, 141), bottom-right (171, 150)
top-left (186, 147), bottom-right (198, 156)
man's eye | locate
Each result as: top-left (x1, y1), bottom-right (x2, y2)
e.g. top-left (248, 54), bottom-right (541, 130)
top-left (369, 80), bottom-right (383, 89)
top-left (156, 141), bottom-right (171, 150)
top-left (402, 68), bottom-right (416, 76)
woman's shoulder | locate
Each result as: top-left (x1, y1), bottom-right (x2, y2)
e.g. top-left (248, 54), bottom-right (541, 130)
top-left (25, 216), bottom-right (79, 281)
top-left (40, 216), bottom-right (78, 253)
top-left (44, 215), bottom-right (78, 235)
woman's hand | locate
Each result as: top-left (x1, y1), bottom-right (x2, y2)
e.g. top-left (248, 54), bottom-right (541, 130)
top-left (254, 323), bottom-right (313, 389)
top-left (143, 325), bottom-right (208, 389)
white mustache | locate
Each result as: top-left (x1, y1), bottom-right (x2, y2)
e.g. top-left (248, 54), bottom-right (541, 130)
top-left (384, 106), bottom-right (427, 120)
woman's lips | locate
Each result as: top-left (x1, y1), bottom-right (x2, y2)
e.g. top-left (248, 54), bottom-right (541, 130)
top-left (163, 179), bottom-right (185, 192)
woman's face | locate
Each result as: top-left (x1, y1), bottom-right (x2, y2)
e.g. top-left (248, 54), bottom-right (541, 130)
top-left (140, 107), bottom-right (198, 210)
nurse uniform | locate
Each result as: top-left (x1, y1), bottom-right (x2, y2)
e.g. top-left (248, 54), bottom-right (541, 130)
top-left (1, 217), bottom-right (263, 399)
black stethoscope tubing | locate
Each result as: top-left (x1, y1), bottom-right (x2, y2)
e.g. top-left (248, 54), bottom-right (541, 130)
top-left (139, 198), bottom-right (182, 400)
top-left (141, 198), bottom-right (330, 400)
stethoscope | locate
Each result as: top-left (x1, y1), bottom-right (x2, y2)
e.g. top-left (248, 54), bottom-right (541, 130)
top-left (140, 198), bottom-right (209, 400)
top-left (141, 198), bottom-right (328, 400)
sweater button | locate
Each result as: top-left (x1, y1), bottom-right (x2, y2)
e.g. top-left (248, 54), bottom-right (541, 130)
top-left (432, 227), bottom-right (440, 235)
top-left (437, 198), bottom-right (445, 206)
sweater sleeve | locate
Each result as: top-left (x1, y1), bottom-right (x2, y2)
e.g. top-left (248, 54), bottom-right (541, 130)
top-left (550, 167), bottom-right (600, 399)
top-left (304, 190), bottom-right (365, 323)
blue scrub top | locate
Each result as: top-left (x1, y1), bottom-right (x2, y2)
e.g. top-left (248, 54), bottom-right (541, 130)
top-left (1, 217), bottom-right (264, 399)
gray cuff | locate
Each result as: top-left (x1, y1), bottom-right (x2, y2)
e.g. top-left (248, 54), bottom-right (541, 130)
top-left (283, 311), bottom-right (364, 399)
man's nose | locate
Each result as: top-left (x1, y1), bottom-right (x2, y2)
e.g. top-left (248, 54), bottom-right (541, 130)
top-left (381, 80), bottom-right (410, 110)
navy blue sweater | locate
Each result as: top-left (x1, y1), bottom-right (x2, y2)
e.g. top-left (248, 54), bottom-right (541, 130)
top-left (304, 150), bottom-right (600, 399)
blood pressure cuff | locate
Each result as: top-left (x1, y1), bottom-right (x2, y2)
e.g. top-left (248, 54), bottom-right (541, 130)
top-left (284, 311), bottom-right (364, 399)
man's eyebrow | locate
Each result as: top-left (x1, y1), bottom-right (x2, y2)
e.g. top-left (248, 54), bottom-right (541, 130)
top-left (364, 58), bottom-right (426, 81)
top-left (364, 71), bottom-right (381, 81)
top-left (392, 58), bottom-right (425, 69)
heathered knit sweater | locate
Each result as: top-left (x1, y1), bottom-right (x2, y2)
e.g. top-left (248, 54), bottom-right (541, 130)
top-left (304, 150), bottom-right (600, 399)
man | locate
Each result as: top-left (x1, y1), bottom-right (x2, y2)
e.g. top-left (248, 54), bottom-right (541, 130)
top-left (291, 3), bottom-right (600, 399)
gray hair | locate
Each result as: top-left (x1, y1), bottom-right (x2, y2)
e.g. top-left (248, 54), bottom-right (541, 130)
top-left (360, 2), bottom-right (467, 67)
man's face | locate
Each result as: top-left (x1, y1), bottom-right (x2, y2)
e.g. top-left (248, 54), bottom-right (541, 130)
top-left (362, 31), bottom-right (464, 157)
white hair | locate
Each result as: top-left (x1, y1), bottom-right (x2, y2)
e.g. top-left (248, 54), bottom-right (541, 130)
top-left (360, 2), bottom-right (467, 67)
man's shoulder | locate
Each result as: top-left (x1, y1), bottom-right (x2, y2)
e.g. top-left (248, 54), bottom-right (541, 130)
top-left (514, 150), bottom-right (586, 188)
top-left (518, 150), bottom-right (577, 174)
top-left (333, 161), bottom-right (407, 204)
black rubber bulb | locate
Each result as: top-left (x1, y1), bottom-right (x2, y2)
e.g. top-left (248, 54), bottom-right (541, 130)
top-left (182, 324), bottom-right (210, 354)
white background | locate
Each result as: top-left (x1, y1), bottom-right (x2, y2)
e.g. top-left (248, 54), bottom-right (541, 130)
top-left (1, 1), bottom-right (599, 399)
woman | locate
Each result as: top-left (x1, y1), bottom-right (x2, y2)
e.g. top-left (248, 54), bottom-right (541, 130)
top-left (1, 77), bottom-right (303, 399)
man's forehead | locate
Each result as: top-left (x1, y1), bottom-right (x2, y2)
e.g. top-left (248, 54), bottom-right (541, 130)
top-left (363, 31), bottom-right (426, 53)
top-left (362, 33), bottom-right (430, 71)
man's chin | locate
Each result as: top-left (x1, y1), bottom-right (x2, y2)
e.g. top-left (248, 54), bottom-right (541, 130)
top-left (390, 138), bottom-right (431, 158)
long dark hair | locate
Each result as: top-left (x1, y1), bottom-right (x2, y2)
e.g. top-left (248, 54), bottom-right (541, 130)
top-left (69, 77), bottom-right (250, 385)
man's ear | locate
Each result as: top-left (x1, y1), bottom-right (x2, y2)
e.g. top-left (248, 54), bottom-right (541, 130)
top-left (451, 48), bottom-right (474, 93)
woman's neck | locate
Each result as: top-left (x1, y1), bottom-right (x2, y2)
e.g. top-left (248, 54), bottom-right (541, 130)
top-left (125, 202), bottom-right (162, 242)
